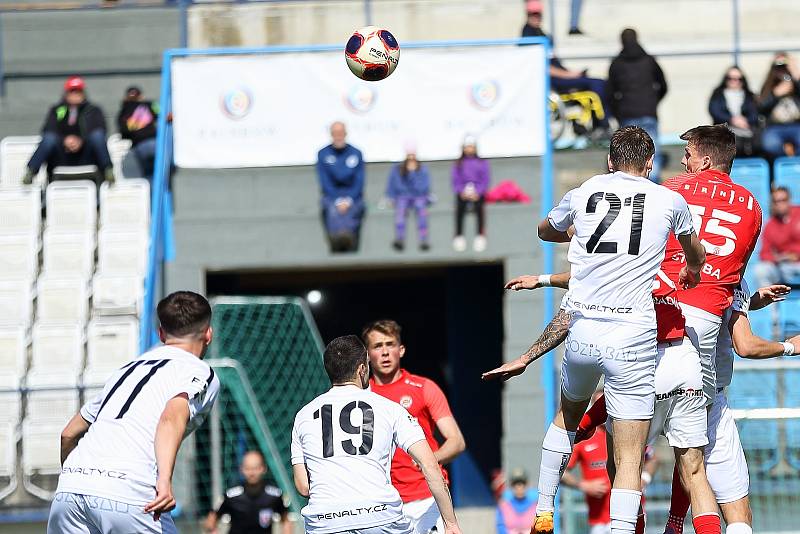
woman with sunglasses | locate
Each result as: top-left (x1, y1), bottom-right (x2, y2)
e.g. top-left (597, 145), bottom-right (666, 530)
top-left (708, 66), bottom-right (760, 156)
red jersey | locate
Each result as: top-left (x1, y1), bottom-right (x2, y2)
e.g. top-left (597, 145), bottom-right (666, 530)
top-left (567, 427), bottom-right (611, 525)
top-left (369, 370), bottom-right (452, 502)
top-left (661, 171), bottom-right (762, 316)
top-left (653, 269), bottom-right (685, 342)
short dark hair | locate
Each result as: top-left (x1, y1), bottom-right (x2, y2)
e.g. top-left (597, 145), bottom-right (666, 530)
top-left (609, 126), bottom-right (655, 174)
top-left (323, 335), bottom-right (367, 384)
top-left (680, 124), bottom-right (736, 173)
top-left (361, 319), bottom-right (403, 346)
top-left (156, 291), bottom-right (212, 338)
top-left (772, 185), bottom-right (791, 197)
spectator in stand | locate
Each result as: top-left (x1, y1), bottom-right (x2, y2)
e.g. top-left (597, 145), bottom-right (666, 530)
top-left (316, 121), bottom-right (365, 253)
top-left (755, 186), bottom-right (800, 287)
top-left (496, 468), bottom-right (538, 534)
top-left (23, 76), bottom-right (113, 185)
top-left (607, 28), bottom-right (667, 182)
top-left (386, 142), bottom-right (431, 252)
top-left (758, 52), bottom-right (800, 158)
top-left (569, 0), bottom-right (584, 35)
top-left (709, 66), bottom-right (760, 156)
top-left (452, 135), bottom-right (490, 252)
top-left (117, 85), bottom-right (159, 179)
top-left (521, 0), bottom-right (610, 131)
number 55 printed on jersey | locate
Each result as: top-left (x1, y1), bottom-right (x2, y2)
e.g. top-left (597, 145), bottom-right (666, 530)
top-left (687, 204), bottom-right (741, 256)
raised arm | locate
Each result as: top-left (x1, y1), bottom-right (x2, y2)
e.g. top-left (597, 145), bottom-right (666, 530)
top-left (60, 413), bottom-right (90, 465)
top-left (749, 284), bottom-right (791, 311)
top-left (407, 440), bottom-right (462, 534)
top-left (145, 394), bottom-right (190, 520)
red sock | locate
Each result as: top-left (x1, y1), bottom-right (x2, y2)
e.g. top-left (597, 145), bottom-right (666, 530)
top-left (665, 465), bottom-right (690, 534)
top-left (575, 394), bottom-right (607, 443)
top-left (634, 499), bottom-right (646, 534)
top-left (693, 513), bottom-right (721, 534)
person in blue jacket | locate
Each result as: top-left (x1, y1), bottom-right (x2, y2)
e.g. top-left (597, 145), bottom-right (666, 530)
top-left (316, 121), bottom-right (365, 252)
top-left (386, 142), bottom-right (432, 251)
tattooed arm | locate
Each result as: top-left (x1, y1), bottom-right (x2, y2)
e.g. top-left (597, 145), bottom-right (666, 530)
top-left (481, 309), bottom-right (572, 381)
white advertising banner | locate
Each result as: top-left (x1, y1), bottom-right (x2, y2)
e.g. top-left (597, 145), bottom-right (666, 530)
top-left (171, 45), bottom-right (547, 168)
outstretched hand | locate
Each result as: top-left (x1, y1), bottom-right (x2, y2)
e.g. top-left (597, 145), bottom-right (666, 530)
top-left (481, 357), bottom-right (528, 381)
top-left (757, 284), bottom-right (791, 304)
top-left (504, 275), bottom-right (543, 291)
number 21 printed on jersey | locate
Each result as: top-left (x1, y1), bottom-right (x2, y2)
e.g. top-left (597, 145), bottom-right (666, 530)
top-left (586, 192), bottom-right (646, 255)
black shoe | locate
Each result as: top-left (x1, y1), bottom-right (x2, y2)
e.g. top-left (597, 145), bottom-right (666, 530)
top-left (392, 240), bottom-right (404, 251)
top-left (568, 27), bottom-right (584, 35)
top-left (420, 242), bottom-right (430, 252)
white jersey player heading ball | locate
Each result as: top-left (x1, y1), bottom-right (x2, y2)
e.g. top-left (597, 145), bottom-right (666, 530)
top-left (48, 291), bottom-right (220, 534)
top-left (291, 335), bottom-right (461, 534)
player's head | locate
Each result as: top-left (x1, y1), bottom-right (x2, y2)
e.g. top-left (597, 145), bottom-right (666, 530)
top-left (509, 468), bottom-right (529, 498)
top-left (607, 126), bottom-right (655, 177)
top-left (323, 335), bottom-right (369, 388)
top-left (362, 319), bottom-right (405, 380)
top-left (771, 186), bottom-right (792, 218)
top-left (679, 124), bottom-right (736, 174)
top-left (156, 291), bottom-right (213, 356)
top-left (330, 121), bottom-right (347, 149)
top-left (240, 450), bottom-right (267, 486)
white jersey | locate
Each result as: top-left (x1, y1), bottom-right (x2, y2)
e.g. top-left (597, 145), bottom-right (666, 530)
top-left (57, 345), bottom-right (220, 505)
top-left (549, 171), bottom-right (694, 329)
top-left (291, 385), bottom-right (425, 534)
top-left (715, 279), bottom-right (751, 388)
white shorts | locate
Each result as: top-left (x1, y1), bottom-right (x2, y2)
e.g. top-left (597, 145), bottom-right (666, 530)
top-left (648, 339), bottom-right (708, 449)
top-left (340, 517), bottom-right (415, 534)
top-left (590, 524), bottom-right (611, 534)
top-left (561, 318), bottom-right (657, 420)
top-left (681, 304), bottom-right (722, 405)
top-left (402, 496), bottom-right (443, 534)
top-left (706, 392), bottom-right (750, 504)
top-left (47, 492), bottom-right (177, 534)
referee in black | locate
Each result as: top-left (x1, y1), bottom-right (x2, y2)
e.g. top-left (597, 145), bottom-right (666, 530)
top-left (204, 450), bottom-right (292, 534)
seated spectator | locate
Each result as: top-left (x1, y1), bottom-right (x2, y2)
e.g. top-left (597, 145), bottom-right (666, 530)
top-left (496, 468), bottom-right (538, 534)
top-left (521, 0), bottom-right (610, 130)
top-left (758, 52), bottom-right (800, 158)
top-left (709, 66), bottom-right (760, 156)
top-left (23, 76), bottom-right (113, 185)
top-left (755, 186), bottom-right (800, 287)
top-left (452, 135), bottom-right (490, 252)
top-left (316, 122), bottom-right (365, 253)
top-left (117, 85), bottom-right (159, 178)
top-left (607, 28), bottom-right (667, 182)
top-left (386, 142), bottom-right (431, 251)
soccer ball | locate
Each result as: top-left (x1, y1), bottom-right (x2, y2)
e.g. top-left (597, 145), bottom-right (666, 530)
top-left (345, 26), bottom-right (400, 82)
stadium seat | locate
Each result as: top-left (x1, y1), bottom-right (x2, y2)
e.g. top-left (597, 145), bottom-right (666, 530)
top-left (107, 133), bottom-right (133, 181)
top-left (92, 273), bottom-right (143, 316)
top-left (730, 158), bottom-right (770, 219)
top-left (28, 323), bottom-right (84, 387)
top-left (0, 136), bottom-right (46, 188)
top-left (773, 156), bottom-right (800, 204)
top-left (42, 228), bottom-right (95, 279)
top-left (0, 233), bottom-right (39, 281)
top-left (21, 421), bottom-right (62, 499)
top-left (0, 186), bottom-right (42, 240)
top-left (84, 316), bottom-right (138, 385)
top-left (0, 421), bottom-right (17, 500)
top-left (99, 178), bottom-right (150, 230)
top-left (45, 180), bottom-right (97, 232)
top-left (745, 306), bottom-right (775, 342)
top-left (0, 278), bottom-right (34, 328)
top-left (729, 370), bottom-right (780, 472)
top-left (0, 326), bottom-right (27, 389)
top-left (0, 391), bottom-right (20, 425)
top-left (97, 229), bottom-right (148, 277)
top-left (783, 370), bottom-right (800, 470)
top-left (25, 389), bottom-right (78, 426)
top-left (35, 276), bottom-right (89, 326)
top-left (778, 297), bottom-right (800, 338)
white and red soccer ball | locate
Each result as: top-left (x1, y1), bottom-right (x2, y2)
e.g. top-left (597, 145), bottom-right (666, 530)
top-left (345, 26), bottom-right (400, 82)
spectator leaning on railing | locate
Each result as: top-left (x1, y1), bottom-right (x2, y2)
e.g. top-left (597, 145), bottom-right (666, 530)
top-left (754, 186), bottom-right (800, 287)
top-left (709, 66), bottom-right (760, 157)
top-left (24, 76), bottom-right (114, 185)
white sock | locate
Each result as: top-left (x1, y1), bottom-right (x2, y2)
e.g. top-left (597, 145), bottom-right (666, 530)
top-left (610, 489), bottom-right (641, 534)
top-left (535, 423), bottom-right (575, 514)
top-left (726, 523), bottom-right (752, 534)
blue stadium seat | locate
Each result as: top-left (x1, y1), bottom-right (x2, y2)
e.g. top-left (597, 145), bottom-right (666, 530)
top-left (729, 370), bottom-right (778, 409)
top-left (731, 158), bottom-right (771, 219)
top-left (783, 370), bottom-right (800, 470)
top-left (729, 370), bottom-right (779, 472)
top-left (778, 297), bottom-right (800, 338)
top-left (773, 157), bottom-right (800, 204)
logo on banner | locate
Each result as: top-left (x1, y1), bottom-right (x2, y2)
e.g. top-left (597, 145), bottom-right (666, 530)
top-left (220, 87), bottom-right (253, 120)
top-left (470, 80), bottom-right (500, 110)
top-left (344, 84), bottom-right (377, 114)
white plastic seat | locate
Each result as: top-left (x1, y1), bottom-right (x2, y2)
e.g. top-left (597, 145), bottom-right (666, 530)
top-left (42, 228), bottom-right (95, 279)
top-left (92, 273), bottom-right (143, 316)
top-left (107, 133), bottom-right (132, 181)
top-left (45, 180), bottom-right (97, 232)
top-left (22, 421), bottom-right (62, 477)
top-left (35, 276), bottom-right (89, 326)
top-left (0, 136), bottom-right (46, 188)
top-left (0, 391), bottom-right (21, 424)
top-left (100, 178), bottom-right (150, 230)
top-left (0, 186), bottom-right (42, 238)
top-left (0, 326), bottom-right (27, 389)
top-left (84, 316), bottom-right (138, 384)
top-left (97, 229), bottom-right (148, 277)
top-left (25, 389), bottom-right (78, 427)
top-left (0, 278), bottom-right (34, 327)
top-left (0, 233), bottom-right (39, 281)
top-left (28, 323), bottom-right (83, 387)
top-left (0, 422), bottom-right (16, 476)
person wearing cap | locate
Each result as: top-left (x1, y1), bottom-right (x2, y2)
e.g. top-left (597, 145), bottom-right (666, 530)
top-left (386, 141), bottom-right (432, 252)
top-left (496, 468), bottom-right (538, 534)
top-left (451, 135), bottom-right (490, 252)
top-left (24, 75), bottom-right (113, 185)
top-left (117, 85), bottom-right (160, 179)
